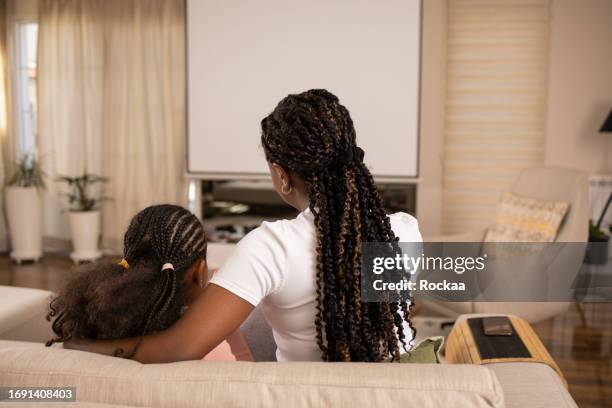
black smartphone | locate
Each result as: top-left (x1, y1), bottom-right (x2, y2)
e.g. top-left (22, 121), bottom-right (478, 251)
top-left (482, 316), bottom-right (513, 336)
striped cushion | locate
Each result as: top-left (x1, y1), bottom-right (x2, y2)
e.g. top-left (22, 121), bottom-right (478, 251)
top-left (484, 193), bottom-right (569, 242)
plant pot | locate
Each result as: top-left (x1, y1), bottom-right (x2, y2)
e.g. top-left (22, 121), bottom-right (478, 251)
top-left (5, 187), bottom-right (43, 263)
top-left (68, 210), bottom-right (102, 263)
top-left (584, 234), bottom-right (609, 265)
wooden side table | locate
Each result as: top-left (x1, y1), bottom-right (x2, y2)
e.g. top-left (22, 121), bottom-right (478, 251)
top-left (446, 315), bottom-right (567, 388)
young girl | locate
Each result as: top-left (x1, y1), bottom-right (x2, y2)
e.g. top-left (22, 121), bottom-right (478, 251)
top-left (46, 204), bottom-right (251, 361)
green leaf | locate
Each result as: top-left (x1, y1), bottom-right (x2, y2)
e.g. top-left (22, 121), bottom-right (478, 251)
top-left (6, 153), bottom-right (46, 189)
top-left (56, 172), bottom-right (111, 212)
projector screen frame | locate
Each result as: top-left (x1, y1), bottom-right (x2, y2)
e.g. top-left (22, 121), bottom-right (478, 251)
top-left (185, 0), bottom-right (423, 184)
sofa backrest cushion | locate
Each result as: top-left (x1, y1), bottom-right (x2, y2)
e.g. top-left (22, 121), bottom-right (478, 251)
top-left (0, 340), bottom-right (504, 408)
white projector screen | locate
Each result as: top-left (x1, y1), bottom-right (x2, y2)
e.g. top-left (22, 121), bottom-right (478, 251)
top-left (187, 0), bottom-right (421, 180)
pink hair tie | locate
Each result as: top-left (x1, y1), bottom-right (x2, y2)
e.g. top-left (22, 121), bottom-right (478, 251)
top-left (161, 263), bottom-right (175, 271)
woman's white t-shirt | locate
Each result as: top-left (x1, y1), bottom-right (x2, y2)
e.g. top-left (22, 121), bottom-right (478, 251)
top-left (209, 208), bottom-right (422, 361)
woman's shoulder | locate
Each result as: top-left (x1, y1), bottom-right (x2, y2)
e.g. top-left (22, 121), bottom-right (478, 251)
top-left (235, 211), bottom-right (309, 252)
top-left (388, 212), bottom-right (422, 242)
top-left (246, 210), bottom-right (313, 241)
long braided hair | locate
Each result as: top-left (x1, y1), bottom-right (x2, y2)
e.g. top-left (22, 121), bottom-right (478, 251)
top-left (261, 89), bottom-right (415, 362)
top-left (46, 205), bottom-right (207, 357)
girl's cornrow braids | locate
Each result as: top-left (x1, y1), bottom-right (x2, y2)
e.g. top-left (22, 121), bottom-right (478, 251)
top-left (118, 205), bottom-right (206, 358)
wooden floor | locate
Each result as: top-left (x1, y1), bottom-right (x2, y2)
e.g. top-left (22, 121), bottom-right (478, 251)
top-left (1, 254), bottom-right (611, 407)
top-left (531, 302), bottom-right (612, 408)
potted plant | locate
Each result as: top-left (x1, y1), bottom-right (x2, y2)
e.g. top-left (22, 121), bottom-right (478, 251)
top-left (4, 154), bottom-right (45, 263)
top-left (57, 174), bottom-right (108, 263)
top-left (584, 220), bottom-right (609, 265)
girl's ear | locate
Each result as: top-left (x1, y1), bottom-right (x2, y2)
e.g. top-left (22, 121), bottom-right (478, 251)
top-left (192, 258), bottom-right (208, 288)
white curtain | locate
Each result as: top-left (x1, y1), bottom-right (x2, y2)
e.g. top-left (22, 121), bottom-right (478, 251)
top-left (101, 0), bottom-right (187, 251)
top-left (37, 0), bottom-right (187, 252)
top-left (38, 0), bottom-right (104, 243)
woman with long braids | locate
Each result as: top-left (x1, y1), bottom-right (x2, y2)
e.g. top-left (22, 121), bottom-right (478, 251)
top-left (66, 89), bottom-right (422, 362)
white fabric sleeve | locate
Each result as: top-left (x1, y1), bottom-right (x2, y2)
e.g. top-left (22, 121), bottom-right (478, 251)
top-left (209, 225), bottom-right (285, 307)
top-left (389, 212), bottom-right (423, 242)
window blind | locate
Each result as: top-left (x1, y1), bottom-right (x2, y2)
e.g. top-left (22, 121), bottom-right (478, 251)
top-left (442, 0), bottom-right (551, 233)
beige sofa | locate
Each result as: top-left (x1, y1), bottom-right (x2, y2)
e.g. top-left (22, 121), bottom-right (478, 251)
top-left (0, 329), bottom-right (576, 407)
top-left (0, 340), bottom-right (506, 408)
top-left (0, 283), bottom-right (578, 407)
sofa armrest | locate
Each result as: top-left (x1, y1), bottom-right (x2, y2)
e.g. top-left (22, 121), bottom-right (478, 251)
top-left (445, 314), bottom-right (578, 407)
top-left (0, 286), bottom-right (54, 343)
top-left (487, 363), bottom-right (577, 408)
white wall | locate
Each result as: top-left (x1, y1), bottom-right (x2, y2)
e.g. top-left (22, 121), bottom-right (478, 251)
top-left (544, 0), bottom-right (612, 174)
top-left (418, 0), bottom-right (612, 237)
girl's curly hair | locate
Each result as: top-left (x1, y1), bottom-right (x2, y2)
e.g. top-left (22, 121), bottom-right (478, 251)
top-left (261, 89), bottom-right (415, 362)
top-left (46, 204), bottom-right (207, 356)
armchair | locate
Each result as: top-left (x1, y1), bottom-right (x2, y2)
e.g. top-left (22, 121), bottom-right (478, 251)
top-left (423, 166), bottom-right (589, 323)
